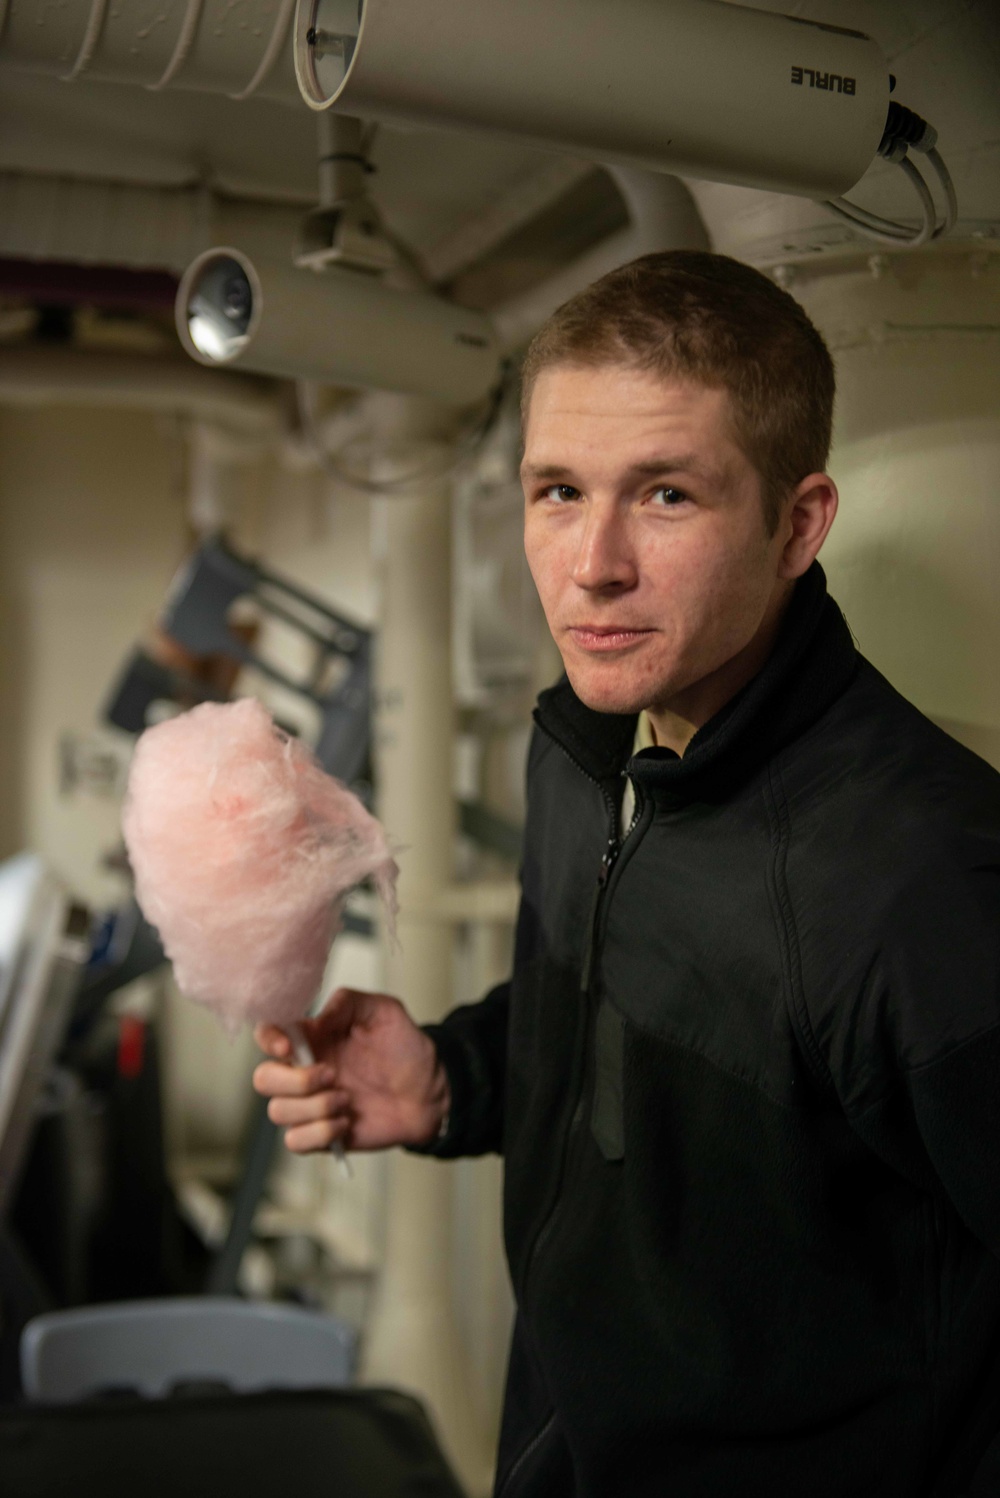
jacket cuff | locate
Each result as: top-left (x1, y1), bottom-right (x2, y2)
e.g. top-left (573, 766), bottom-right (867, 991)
top-left (404, 1022), bottom-right (473, 1159)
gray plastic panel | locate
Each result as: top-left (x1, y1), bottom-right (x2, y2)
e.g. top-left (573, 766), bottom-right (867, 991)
top-left (21, 1296), bottom-right (356, 1401)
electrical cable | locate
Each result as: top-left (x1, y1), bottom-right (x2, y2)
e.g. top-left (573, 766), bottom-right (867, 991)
top-left (924, 146), bottom-right (958, 237)
top-left (825, 155), bottom-right (937, 247)
top-left (295, 363), bottom-right (512, 495)
top-left (821, 99), bottom-right (957, 249)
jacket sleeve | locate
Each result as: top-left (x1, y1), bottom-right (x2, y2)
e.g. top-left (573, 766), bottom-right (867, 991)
top-left (893, 863), bottom-right (1000, 1260)
top-left (408, 980), bottom-right (510, 1158)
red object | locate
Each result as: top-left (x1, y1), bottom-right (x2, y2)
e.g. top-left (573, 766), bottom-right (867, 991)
top-left (117, 1015), bottom-right (146, 1080)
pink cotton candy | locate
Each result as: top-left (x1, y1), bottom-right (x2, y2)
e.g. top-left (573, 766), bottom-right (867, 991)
top-left (122, 697), bottom-right (397, 1036)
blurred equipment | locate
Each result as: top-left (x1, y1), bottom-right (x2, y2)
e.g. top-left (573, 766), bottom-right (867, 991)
top-left (0, 855), bottom-right (89, 1216)
top-left (21, 1297), bottom-right (355, 1399)
top-left (177, 104), bottom-right (501, 400)
top-left (6, 894), bottom-right (207, 1319)
top-left (2, 1388), bottom-right (467, 1498)
top-left (105, 536), bottom-right (373, 785)
top-left (176, 245), bottom-right (501, 402)
top-left (296, 113), bottom-right (396, 275)
top-left (11, 1301), bottom-right (465, 1498)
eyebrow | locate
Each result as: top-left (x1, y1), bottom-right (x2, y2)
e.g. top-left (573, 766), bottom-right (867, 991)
top-left (521, 455), bottom-right (712, 481)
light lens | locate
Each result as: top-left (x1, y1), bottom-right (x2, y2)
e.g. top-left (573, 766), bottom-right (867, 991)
top-left (186, 256), bottom-right (254, 363)
top-left (304, 0), bottom-right (363, 104)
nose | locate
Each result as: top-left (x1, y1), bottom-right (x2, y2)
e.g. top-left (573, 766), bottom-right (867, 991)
top-left (570, 500), bottom-right (637, 593)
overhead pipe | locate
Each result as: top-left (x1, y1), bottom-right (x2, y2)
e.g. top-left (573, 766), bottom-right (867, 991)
top-left (0, 0), bottom-right (301, 102)
top-left (0, 171), bottom-right (311, 277)
top-left (492, 167), bottom-right (711, 354)
top-left (0, 345), bottom-right (283, 433)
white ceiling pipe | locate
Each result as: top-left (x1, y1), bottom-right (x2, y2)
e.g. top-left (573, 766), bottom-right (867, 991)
top-left (421, 157), bottom-right (595, 287)
top-left (0, 171), bottom-right (312, 277)
top-left (492, 168), bottom-right (710, 355)
top-left (0, 0), bottom-right (301, 102)
top-left (0, 345), bottom-right (283, 433)
top-left (0, 173), bottom-right (214, 276)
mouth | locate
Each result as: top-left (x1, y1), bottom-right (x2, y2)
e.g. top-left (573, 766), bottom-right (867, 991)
top-left (567, 625), bottom-right (655, 653)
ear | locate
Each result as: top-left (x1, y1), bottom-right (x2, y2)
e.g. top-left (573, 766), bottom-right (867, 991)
top-left (777, 472), bottom-right (838, 580)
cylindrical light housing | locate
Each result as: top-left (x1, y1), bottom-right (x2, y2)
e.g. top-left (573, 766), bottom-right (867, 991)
top-left (295, 0), bottom-right (888, 199)
top-left (175, 248), bottom-right (502, 405)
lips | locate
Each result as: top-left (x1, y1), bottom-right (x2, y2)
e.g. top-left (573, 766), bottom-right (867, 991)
top-left (567, 625), bottom-right (654, 652)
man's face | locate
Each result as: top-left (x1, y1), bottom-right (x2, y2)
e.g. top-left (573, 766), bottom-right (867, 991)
top-left (521, 362), bottom-right (793, 718)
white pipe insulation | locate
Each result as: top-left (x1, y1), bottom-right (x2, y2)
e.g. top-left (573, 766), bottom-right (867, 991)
top-left (0, 345), bottom-right (283, 431)
top-left (362, 393), bottom-right (494, 1496)
top-left (0, 0), bottom-right (301, 101)
top-left (492, 167), bottom-right (711, 354)
top-left (791, 247), bottom-right (1000, 769)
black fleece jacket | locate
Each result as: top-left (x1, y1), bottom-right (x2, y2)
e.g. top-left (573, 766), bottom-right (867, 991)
top-left (422, 564), bottom-right (1000, 1498)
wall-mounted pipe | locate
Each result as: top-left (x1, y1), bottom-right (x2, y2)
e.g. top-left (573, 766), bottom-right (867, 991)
top-left (791, 247), bottom-right (1000, 763)
top-left (0, 345), bottom-right (283, 432)
top-left (0, 0), bottom-right (301, 102)
top-left (0, 171), bottom-right (311, 279)
top-left (363, 392), bottom-right (494, 1495)
top-left (492, 167), bottom-right (710, 354)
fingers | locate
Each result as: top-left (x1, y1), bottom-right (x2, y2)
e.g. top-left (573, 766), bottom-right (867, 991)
top-left (283, 1114), bottom-right (350, 1155)
top-left (252, 1059), bottom-right (337, 1099)
top-left (306, 987), bottom-right (362, 1045)
top-left (265, 1087), bottom-right (350, 1130)
top-left (253, 1023), bottom-right (292, 1060)
top-left (260, 1077), bottom-right (353, 1155)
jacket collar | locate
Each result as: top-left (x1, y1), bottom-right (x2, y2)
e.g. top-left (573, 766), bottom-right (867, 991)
top-left (533, 562), bottom-right (858, 804)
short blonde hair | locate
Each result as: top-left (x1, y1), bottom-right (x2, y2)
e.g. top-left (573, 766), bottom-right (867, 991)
top-left (521, 250), bottom-right (835, 534)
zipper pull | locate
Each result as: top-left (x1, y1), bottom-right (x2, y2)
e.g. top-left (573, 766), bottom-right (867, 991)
top-left (583, 837), bottom-right (618, 990)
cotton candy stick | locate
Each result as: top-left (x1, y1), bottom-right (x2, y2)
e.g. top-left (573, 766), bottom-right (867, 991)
top-left (287, 1019), bottom-right (352, 1178)
top-left (122, 697), bottom-right (397, 1175)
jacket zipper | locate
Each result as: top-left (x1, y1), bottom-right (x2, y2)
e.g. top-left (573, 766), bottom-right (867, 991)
top-left (519, 734), bottom-right (628, 1294)
top-left (495, 1411), bottom-right (558, 1498)
top-left (580, 821), bottom-right (620, 993)
top-left (543, 735), bottom-right (622, 989)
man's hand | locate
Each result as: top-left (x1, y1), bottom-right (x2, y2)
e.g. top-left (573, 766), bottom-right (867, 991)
top-left (253, 988), bottom-right (450, 1155)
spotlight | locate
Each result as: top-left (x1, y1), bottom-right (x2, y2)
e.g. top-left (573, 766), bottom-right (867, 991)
top-left (294, 0), bottom-right (889, 200)
top-left (176, 246), bottom-right (501, 405)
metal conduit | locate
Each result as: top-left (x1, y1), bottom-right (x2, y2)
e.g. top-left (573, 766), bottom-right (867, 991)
top-left (0, 0), bottom-right (301, 102)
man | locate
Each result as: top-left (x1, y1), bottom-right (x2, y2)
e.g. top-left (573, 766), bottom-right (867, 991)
top-left (254, 252), bottom-right (1000, 1497)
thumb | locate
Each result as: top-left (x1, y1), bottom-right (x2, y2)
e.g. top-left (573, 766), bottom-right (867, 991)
top-left (306, 986), bottom-right (363, 1047)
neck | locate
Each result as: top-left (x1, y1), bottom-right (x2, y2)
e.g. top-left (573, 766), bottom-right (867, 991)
top-left (646, 581), bottom-right (794, 756)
